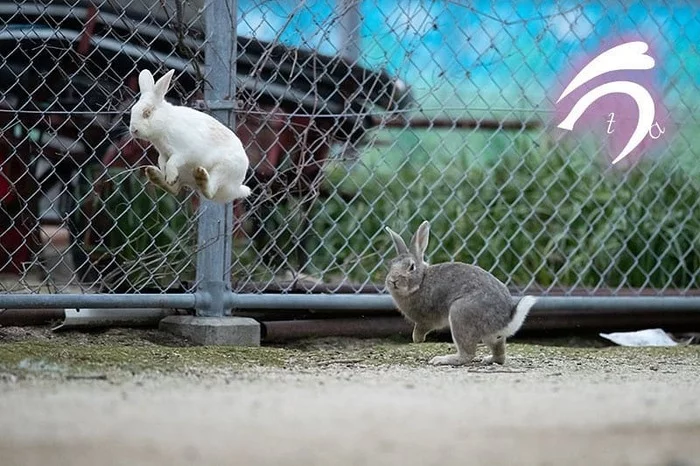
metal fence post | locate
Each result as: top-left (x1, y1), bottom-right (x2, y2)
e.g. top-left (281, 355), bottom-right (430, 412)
top-left (196, 0), bottom-right (237, 317)
top-left (338, 0), bottom-right (361, 62)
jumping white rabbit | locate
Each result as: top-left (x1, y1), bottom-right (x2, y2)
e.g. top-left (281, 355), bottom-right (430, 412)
top-left (385, 221), bottom-right (537, 366)
top-left (129, 69), bottom-right (251, 203)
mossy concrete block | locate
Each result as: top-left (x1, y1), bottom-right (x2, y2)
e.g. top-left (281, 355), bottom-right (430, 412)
top-left (159, 316), bottom-right (261, 346)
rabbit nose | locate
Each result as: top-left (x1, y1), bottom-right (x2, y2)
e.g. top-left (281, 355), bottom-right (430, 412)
top-left (130, 126), bottom-right (138, 135)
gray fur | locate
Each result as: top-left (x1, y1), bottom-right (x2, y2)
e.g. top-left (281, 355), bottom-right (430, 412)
top-left (385, 227), bottom-right (409, 255)
top-left (384, 220), bottom-right (536, 366)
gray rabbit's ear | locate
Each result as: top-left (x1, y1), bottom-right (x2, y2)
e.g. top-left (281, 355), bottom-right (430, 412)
top-left (410, 220), bottom-right (430, 259)
top-left (385, 227), bottom-right (408, 255)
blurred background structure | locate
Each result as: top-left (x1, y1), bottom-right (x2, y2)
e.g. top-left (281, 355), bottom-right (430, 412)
top-left (0, 0), bottom-right (699, 336)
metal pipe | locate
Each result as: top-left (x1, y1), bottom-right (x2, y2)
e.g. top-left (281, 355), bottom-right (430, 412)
top-left (261, 314), bottom-right (700, 342)
top-left (261, 306), bottom-right (700, 342)
top-left (2, 298), bottom-right (699, 335)
top-left (262, 317), bottom-right (411, 342)
top-left (230, 281), bottom-right (700, 296)
top-left (53, 308), bottom-right (184, 330)
top-left (0, 308), bottom-right (64, 326)
top-left (227, 293), bottom-right (396, 310)
top-left (3, 293), bottom-right (699, 312)
top-left (525, 311), bottom-right (700, 333)
top-left (235, 304), bottom-right (700, 332)
top-left (532, 296), bottom-right (700, 312)
top-left (228, 293), bottom-right (700, 312)
top-left (371, 116), bottom-right (542, 131)
top-left (0, 294), bottom-right (196, 309)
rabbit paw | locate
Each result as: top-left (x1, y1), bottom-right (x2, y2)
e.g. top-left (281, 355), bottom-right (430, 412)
top-left (481, 355), bottom-right (506, 365)
top-left (144, 165), bottom-right (179, 195)
top-left (143, 165), bottom-right (163, 183)
top-left (193, 166), bottom-right (214, 199)
top-left (193, 166), bottom-right (209, 185)
top-left (412, 325), bottom-right (428, 343)
top-left (429, 354), bottom-right (472, 366)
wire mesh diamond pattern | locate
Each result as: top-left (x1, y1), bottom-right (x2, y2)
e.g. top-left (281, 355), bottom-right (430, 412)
top-left (1, 0), bottom-right (698, 300)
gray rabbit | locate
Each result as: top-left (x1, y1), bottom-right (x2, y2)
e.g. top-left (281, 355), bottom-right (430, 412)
top-left (384, 221), bottom-right (537, 366)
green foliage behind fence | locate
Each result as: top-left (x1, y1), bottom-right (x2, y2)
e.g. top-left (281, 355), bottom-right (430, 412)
top-left (313, 133), bottom-right (700, 291)
top-left (81, 132), bottom-right (699, 293)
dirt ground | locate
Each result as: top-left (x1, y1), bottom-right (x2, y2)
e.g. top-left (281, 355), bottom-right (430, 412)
top-left (0, 326), bottom-right (699, 466)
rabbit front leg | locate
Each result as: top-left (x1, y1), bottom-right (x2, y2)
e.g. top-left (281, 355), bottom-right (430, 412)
top-left (157, 151), bottom-right (168, 173)
top-left (143, 166), bottom-right (180, 195)
top-left (164, 155), bottom-right (184, 186)
top-left (143, 149), bottom-right (181, 195)
top-left (412, 323), bottom-right (430, 343)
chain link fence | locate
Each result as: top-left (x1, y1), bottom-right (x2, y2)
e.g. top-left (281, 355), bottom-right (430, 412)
top-left (1, 0), bottom-right (699, 311)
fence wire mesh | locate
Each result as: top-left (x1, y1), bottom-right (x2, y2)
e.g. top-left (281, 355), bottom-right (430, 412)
top-left (1, 0), bottom-right (698, 300)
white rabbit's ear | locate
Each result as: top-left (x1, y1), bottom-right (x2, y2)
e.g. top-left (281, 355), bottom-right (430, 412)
top-left (385, 227), bottom-right (408, 255)
top-left (153, 69), bottom-right (175, 102)
top-left (138, 69), bottom-right (155, 93)
top-left (410, 220), bottom-right (430, 259)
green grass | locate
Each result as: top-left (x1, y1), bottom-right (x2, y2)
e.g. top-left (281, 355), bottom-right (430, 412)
top-left (310, 130), bottom-right (700, 289)
top-left (73, 166), bottom-right (197, 291)
top-left (0, 341), bottom-right (287, 373)
top-left (1, 332), bottom-right (698, 377)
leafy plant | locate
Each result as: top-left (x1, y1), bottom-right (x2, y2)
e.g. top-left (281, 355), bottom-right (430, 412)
top-left (71, 166), bottom-right (197, 292)
top-left (305, 131), bottom-right (700, 291)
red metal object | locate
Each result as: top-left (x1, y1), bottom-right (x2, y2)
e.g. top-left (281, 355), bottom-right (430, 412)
top-left (77, 4), bottom-right (98, 56)
top-left (0, 103), bottom-right (39, 274)
top-left (235, 106), bottom-right (332, 195)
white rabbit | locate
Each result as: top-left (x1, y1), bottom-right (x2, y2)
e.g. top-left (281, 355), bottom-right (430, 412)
top-left (129, 69), bottom-right (251, 203)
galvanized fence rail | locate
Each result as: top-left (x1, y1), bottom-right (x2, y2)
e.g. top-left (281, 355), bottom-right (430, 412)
top-left (1, 0), bottom-right (700, 321)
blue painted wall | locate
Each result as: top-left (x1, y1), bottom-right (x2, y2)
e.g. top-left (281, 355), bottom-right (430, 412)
top-left (237, 1), bottom-right (700, 114)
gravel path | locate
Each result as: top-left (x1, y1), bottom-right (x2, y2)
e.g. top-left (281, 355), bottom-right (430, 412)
top-left (1, 329), bottom-right (699, 466)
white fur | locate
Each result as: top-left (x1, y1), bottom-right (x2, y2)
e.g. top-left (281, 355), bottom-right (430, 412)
top-left (500, 295), bottom-right (537, 337)
top-left (129, 69), bottom-right (251, 203)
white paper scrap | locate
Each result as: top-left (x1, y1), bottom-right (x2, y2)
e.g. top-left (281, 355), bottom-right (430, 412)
top-left (599, 328), bottom-right (678, 347)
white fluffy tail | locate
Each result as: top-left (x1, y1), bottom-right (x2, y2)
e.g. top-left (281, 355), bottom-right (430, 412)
top-left (502, 296), bottom-right (537, 337)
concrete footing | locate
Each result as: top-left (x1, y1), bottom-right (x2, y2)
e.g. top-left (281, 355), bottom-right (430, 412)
top-left (159, 316), bottom-right (261, 346)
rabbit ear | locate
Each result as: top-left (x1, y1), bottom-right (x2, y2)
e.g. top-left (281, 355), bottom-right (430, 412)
top-left (410, 220), bottom-right (430, 259)
top-left (138, 69), bottom-right (155, 93)
top-left (153, 69), bottom-right (175, 101)
top-left (385, 227), bottom-right (409, 255)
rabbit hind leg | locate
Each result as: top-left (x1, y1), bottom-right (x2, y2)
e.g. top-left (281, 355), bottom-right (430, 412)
top-left (197, 165), bottom-right (251, 203)
top-left (482, 334), bottom-right (507, 365)
top-left (193, 166), bottom-right (214, 199)
top-left (429, 302), bottom-right (479, 366)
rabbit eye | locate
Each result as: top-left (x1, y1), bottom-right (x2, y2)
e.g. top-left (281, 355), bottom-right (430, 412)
top-left (142, 107), bottom-right (153, 118)
top-left (408, 263), bottom-right (416, 271)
